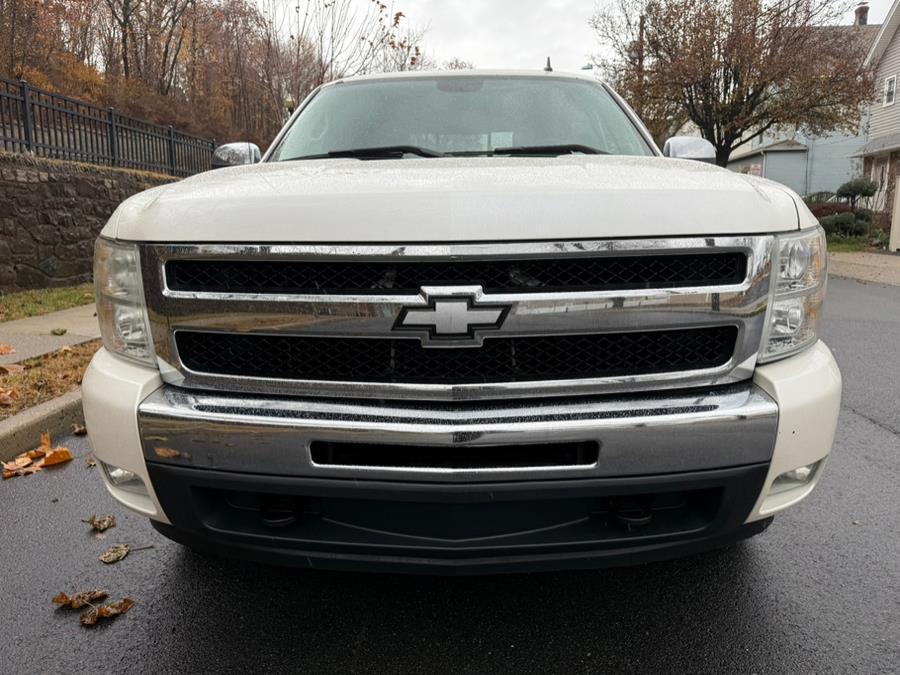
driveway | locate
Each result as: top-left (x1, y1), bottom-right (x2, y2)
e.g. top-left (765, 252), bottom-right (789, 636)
top-left (2, 277), bottom-right (898, 673)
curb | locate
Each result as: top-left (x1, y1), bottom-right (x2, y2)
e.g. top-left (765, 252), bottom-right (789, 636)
top-left (0, 389), bottom-right (84, 461)
top-left (829, 267), bottom-right (900, 287)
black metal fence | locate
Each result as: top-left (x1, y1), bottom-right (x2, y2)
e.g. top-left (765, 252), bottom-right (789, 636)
top-left (0, 78), bottom-right (215, 177)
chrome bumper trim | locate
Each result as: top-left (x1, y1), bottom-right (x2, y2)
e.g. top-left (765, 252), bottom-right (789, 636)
top-left (138, 383), bottom-right (778, 482)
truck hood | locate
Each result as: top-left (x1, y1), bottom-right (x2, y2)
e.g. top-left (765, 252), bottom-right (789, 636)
top-left (109, 156), bottom-right (801, 242)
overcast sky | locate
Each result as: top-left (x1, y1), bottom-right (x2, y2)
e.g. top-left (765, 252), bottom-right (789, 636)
top-left (403, 0), bottom-right (895, 73)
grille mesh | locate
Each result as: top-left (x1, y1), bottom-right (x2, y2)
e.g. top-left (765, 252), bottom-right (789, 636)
top-left (166, 253), bottom-right (747, 295)
top-left (176, 326), bottom-right (738, 385)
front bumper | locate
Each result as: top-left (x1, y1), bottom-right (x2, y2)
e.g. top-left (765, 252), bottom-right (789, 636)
top-left (82, 342), bottom-right (842, 573)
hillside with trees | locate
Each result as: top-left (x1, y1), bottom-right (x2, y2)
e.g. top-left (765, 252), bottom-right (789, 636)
top-left (0, 0), bottom-right (431, 147)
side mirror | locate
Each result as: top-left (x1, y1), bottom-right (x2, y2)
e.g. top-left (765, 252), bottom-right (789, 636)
top-left (211, 142), bottom-right (262, 169)
top-left (662, 136), bottom-right (716, 163)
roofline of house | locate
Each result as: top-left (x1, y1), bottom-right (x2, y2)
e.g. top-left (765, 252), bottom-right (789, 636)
top-left (866, 0), bottom-right (900, 67)
top-left (728, 144), bottom-right (807, 162)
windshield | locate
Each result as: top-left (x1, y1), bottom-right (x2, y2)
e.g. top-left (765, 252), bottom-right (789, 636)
top-left (268, 76), bottom-right (654, 161)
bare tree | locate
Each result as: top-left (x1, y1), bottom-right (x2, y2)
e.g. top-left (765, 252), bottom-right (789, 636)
top-left (592, 0), bottom-right (875, 165)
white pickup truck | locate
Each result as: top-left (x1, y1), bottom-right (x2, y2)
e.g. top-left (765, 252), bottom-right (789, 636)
top-left (84, 70), bottom-right (841, 574)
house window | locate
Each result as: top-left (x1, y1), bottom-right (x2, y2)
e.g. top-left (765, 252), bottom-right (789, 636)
top-left (884, 75), bottom-right (896, 106)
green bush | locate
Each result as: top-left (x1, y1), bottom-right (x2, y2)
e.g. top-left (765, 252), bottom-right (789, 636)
top-left (856, 208), bottom-right (874, 223)
top-left (836, 178), bottom-right (878, 207)
top-left (820, 211), bottom-right (867, 237)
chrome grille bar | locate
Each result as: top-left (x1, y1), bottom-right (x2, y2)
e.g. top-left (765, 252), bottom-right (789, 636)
top-left (139, 237), bottom-right (774, 401)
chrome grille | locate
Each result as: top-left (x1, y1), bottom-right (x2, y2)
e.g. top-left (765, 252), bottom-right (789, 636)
top-left (165, 252), bottom-right (747, 295)
top-left (140, 237), bottom-right (773, 401)
top-left (175, 327), bottom-right (738, 384)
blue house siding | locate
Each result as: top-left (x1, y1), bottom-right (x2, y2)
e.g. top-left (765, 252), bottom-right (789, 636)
top-left (763, 152), bottom-right (809, 194)
top-left (806, 132), bottom-right (867, 194)
top-left (728, 127), bottom-right (867, 196)
top-left (728, 151), bottom-right (808, 194)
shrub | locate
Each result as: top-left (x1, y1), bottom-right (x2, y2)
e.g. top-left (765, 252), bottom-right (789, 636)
top-left (836, 177), bottom-right (878, 207)
top-left (808, 202), bottom-right (853, 219)
top-left (820, 211), bottom-right (867, 237)
top-left (856, 208), bottom-right (874, 223)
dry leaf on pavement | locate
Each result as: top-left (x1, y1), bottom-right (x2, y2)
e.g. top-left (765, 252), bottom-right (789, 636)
top-left (85, 454), bottom-right (96, 468)
top-left (82, 514), bottom-right (116, 532)
top-left (53, 589), bottom-right (109, 609)
top-left (99, 543), bottom-right (153, 564)
top-left (0, 344), bottom-right (15, 355)
top-left (1, 432), bottom-right (75, 479)
top-left (99, 544), bottom-right (131, 564)
top-left (72, 423), bottom-right (88, 436)
top-left (80, 598), bottom-right (135, 626)
top-left (50, 328), bottom-right (67, 336)
top-left (42, 446), bottom-right (73, 467)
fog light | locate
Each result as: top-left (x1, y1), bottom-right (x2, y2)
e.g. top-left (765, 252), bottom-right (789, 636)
top-left (770, 461), bottom-right (820, 496)
top-left (100, 461), bottom-right (147, 494)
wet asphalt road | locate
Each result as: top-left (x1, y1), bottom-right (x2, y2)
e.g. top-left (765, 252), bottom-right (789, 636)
top-left (1, 276), bottom-right (899, 674)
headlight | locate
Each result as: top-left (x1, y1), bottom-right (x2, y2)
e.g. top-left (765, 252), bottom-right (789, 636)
top-left (94, 238), bottom-right (156, 367)
top-left (759, 225), bottom-right (826, 363)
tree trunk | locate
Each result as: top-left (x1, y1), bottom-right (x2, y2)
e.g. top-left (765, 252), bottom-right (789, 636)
top-left (715, 145), bottom-right (731, 168)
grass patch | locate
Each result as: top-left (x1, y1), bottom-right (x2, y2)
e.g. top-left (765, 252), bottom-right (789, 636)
top-left (0, 284), bottom-right (94, 322)
top-left (826, 235), bottom-right (872, 253)
top-left (0, 339), bottom-right (100, 420)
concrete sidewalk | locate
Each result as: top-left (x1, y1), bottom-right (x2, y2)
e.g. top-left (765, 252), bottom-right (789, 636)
top-left (0, 303), bottom-right (100, 365)
top-left (830, 252), bottom-right (900, 287)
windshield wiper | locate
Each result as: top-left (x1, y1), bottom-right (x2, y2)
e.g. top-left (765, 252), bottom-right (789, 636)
top-left (491, 144), bottom-right (609, 156)
top-left (291, 145), bottom-right (445, 160)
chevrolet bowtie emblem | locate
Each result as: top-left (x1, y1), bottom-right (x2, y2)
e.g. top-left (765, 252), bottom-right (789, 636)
top-left (394, 293), bottom-right (511, 347)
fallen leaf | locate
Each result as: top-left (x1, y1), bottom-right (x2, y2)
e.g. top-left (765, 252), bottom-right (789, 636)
top-left (50, 328), bottom-right (67, 336)
top-left (85, 454), bottom-right (96, 468)
top-left (99, 544), bottom-right (131, 564)
top-left (82, 514), bottom-right (116, 532)
top-left (41, 447), bottom-right (73, 467)
top-left (99, 543), bottom-right (153, 564)
top-left (1, 434), bottom-right (72, 480)
top-left (0, 363), bottom-right (25, 375)
top-left (53, 589), bottom-right (109, 609)
top-left (80, 598), bottom-right (134, 626)
top-left (0, 344), bottom-right (15, 355)
top-left (72, 423), bottom-right (88, 436)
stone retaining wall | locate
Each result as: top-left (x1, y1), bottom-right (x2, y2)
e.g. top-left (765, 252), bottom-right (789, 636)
top-left (0, 152), bottom-right (174, 291)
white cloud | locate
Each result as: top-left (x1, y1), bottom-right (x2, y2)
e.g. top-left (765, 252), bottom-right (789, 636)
top-left (402, 0), bottom-right (895, 74)
top-left (405, 0), bottom-right (598, 72)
